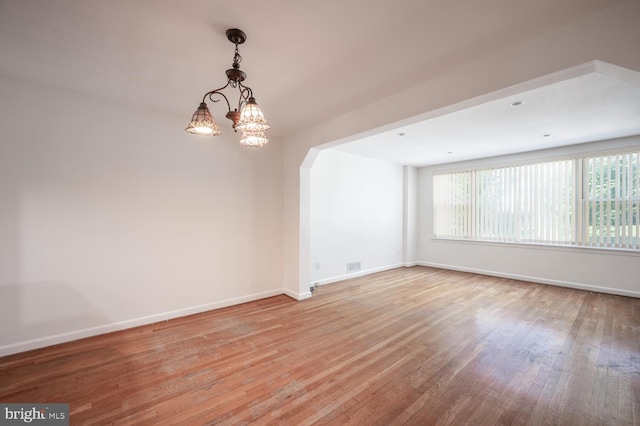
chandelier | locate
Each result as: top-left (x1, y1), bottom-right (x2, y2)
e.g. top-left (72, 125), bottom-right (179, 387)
top-left (185, 29), bottom-right (270, 147)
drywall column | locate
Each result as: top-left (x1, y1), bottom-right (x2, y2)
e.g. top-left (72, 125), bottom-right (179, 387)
top-left (403, 166), bottom-right (418, 266)
top-left (295, 148), bottom-right (321, 299)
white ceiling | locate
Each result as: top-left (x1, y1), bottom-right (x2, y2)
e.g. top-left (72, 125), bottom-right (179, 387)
top-left (336, 69), bottom-right (640, 166)
top-left (0, 0), bottom-right (637, 164)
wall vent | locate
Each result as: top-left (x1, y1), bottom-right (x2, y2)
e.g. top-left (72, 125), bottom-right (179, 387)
top-left (346, 261), bottom-right (361, 273)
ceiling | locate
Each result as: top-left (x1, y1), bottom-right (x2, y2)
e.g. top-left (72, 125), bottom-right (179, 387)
top-left (336, 69), bottom-right (640, 166)
top-left (0, 0), bottom-right (637, 165)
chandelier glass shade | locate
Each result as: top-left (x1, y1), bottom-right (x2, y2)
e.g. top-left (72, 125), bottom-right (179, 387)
top-left (239, 130), bottom-right (269, 147)
top-left (185, 103), bottom-right (222, 136)
top-left (185, 29), bottom-right (270, 147)
top-left (236, 97), bottom-right (270, 133)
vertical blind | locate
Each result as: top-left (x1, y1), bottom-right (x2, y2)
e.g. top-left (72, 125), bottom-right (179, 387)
top-left (433, 150), bottom-right (640, 251)
top-left (584, 152), bottom-right (639, 249)
top-left (475, 160), bottom-right (574, 244)
top-left (433, 172), bottom-right (471, 239)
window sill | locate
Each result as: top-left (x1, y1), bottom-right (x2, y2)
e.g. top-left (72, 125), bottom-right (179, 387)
top-left (430, 237), bottom-right (640, 257)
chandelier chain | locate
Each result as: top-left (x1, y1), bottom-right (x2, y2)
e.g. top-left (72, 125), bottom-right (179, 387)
top-left (233, 44), bottom-right (242, 69)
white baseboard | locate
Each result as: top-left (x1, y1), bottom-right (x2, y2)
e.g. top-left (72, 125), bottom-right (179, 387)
top-left (418, 261), bottom-right (640, 298)
top-left (283, 288), bottom-right (313, 300)
top-left (403, 262), bottom-right (418, 267)
top-left (312, 263), bottom-right (404, 287)
top-left (0, 288), bottom-right (287, 357)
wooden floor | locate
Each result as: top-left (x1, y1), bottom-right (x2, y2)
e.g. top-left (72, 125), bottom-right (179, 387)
top-left (1, 266), bottom-right (639, 425)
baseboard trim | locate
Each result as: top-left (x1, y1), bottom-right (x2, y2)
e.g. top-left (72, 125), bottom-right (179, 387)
top-left (417, 261), bottom-right (640, 298)
top-left (312, 263), bottom-right (404, 287)
top-left (284, 288), bottom-right (313, 301)
top-left (0, 288), bottom-right (287, 357)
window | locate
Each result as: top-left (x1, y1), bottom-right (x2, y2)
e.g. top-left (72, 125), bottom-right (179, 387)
top-left (584, 152), bottom-right (639, 249)
top-left (433, 172), bottom-right (471, 239)
top-left (433, 149), bottom-right (640, 251)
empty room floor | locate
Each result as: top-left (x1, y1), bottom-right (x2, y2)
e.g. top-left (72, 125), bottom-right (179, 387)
top-left (1, 266), bottom-right (639, 425)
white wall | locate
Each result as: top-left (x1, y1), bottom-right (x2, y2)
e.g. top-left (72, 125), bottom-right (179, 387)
top-left (417, 137), bottom-right (640, 297)
top-left (283, 0), bottom-right (640, 298)
top-left (0, 75), bottom-right (284, 355)
top-left (309, 150), bottom-right (403, 285)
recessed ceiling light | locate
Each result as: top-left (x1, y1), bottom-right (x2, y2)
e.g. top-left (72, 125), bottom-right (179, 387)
top-left (398, 132), bottom-right (405, 136)
top-left (543, 134), bottom-right (551, 137)
top-left (447, 151), bottom-right (453, 154)
top-left (510, 101), bottom-right (524, 107)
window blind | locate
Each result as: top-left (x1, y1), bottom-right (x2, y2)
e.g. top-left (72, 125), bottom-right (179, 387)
top-left (433, 172), bottom-right (471, 239)
top-left (433, 149), bottom-right (640, 252)
top-left (474, 160), bottom-right (574, 244)
top-left (583, 151), bottom-right (639, 249)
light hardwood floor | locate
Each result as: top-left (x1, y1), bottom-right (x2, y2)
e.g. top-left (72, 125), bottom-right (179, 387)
top-left (1, 266), bottom-right (639, 425)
